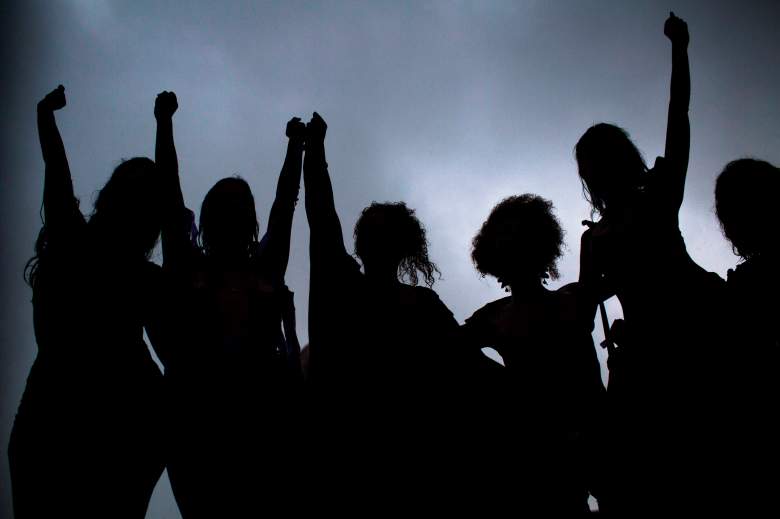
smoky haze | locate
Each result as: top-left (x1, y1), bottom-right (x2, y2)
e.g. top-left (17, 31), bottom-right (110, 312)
top-left (2, 1), bottom-right (779, 516)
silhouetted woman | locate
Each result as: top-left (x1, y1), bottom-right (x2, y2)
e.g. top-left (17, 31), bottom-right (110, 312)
top-left (154, 91), bottom-right (304, 517)
top-left (461, 194), bottom-right (605, 514)
top-left (575, 14), bottom-right (728, 514)
top-left (9, 86), bottom-right (167, 518)
top-left (715, 158), bottom-right (779, 513)
top-left (716, 159), bottom-right (779, 349)
top-left (302, 112), bottom-right (468, 509)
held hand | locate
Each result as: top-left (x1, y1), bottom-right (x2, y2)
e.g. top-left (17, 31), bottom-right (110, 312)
top-left (581, 217), bottom-right (610, 240)
top-left (607, 319), bottom-right (628, 348)
top-left (306, 112), bottom-right (327, 142)
top-left (154, 91), bottom-right (178, 120)
top-left (38, 85), bottom-right (66, 112)
top-left (664, 12), bottom-right (689, 47)
top-left (286, 117), bottom-right (306, 142)
top-left (650, 155), bottom-right (668, 176)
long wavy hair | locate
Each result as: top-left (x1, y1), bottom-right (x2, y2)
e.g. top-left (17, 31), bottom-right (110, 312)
top-left (198, 176), bottom-right (260, 258)
top-left (575, 123), bottom-right (648, 216)
top-left (354, 201), bottom-right (439, 287)
top-left (25, 157), bottom-right (161, 288)
top-left (715, 158), bottom-right (780, 260)
top-left (471, 194), bottom-right (564, 283)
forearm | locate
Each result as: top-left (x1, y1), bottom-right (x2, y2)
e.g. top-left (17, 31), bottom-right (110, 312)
top-left (37, 107), bottom-right (68, 168)
top-left (303, 142), bottom-right (336, 224)
top-left (38, 106), bottom-right (76, 222)
top-left (275, 139), bottom-right (304, 203)
top-left (155, 116), bottom-right (191, 268)
top-left (263, 140), bottom-right (304, 278)
top-left (155, 117), bottom-right (184, 210)
top-left (665, 44), bottom-right (691, 170)
top-left (303, 142), bottom-right (348, 256)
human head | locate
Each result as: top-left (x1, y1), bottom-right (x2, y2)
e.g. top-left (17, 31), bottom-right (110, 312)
top-left (26, 157), bottom-right (162, 286)
top-left (715, 158), bottom-right (780, 260)
top-left (471, 194), bottom-right (564, 287)
top-left (354, 201), bottom-right (438, 286)
top-left (199, 176), bottom-right (259, 257)
top-left (89, 157), bottom-right (162, 258)
top-left (575, 123), bottom-right (648, 215)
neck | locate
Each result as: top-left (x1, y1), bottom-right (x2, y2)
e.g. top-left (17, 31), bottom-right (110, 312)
top-left (364, 263), bottom-right (400, 286)
top-left (509, 278), bottom-right (546, 300)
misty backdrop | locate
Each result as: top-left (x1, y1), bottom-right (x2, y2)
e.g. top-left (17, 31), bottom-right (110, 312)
top-left (2, 1), bottom-right (779, 517)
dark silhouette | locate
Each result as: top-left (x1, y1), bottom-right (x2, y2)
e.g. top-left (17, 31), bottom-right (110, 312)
top-left (302, 112), bottom-right (471, 509)
top-left (575, 14), bottom-right (729, 514)
top-left (9, 86), bottom-right (166, 518)
top-left (715, 158), bottom-right (780, 513)
top-left (153, 91), bottom-right (304, 518)
top-left (461, 194), bottom-right (606, 514)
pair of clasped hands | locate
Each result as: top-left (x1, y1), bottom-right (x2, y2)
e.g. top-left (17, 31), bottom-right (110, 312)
top-left (153, 90), bottom-right (326, 145)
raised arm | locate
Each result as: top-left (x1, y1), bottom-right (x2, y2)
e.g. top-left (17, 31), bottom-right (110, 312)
top-left (154, 91), bottom-right (191, 269)
top-left (662, 12), bottom-right (691, 210)
top-left (37, 85), bottom-right (83, 234)
top-left (303, 112), bottom-right (349, 260)
top-left (259, 117), bottom-right (305, 281)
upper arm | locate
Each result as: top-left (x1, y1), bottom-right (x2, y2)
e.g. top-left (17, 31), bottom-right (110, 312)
top-left (663, 41), bottom-right (691, 211)
top-left (260, 137), bottom-right (304, 280)
top-left (303, 147), bottom-right (349, 262)
top-left (38, 106), bottom-right (85, 242)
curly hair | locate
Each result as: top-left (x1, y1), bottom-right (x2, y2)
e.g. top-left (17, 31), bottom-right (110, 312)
top-left (575, 123), bottom-right (648, 216)
top-left (715, 158), bottom-right (780, 260)
top-left (471, 194), bottom-right (564, 283)
top-left (354, 201), bottom-right (440, 287)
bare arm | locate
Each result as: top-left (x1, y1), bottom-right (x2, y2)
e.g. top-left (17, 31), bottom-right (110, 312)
top-left (154, 91), bottom-right (191, 269)
top-left (303, 112), bottom-right (349, 261)
top-left (37, 85), bottom-right (83, 234)
top-left (662, 12), bottom-right (691, 211)
top-left (260, 117), bottom-right (305, 281)
top-left (578, 223), bottom-right (615, 307)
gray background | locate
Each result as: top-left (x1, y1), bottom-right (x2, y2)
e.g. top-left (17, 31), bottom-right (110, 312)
top-left (2, 1), bottom-right (779, 516)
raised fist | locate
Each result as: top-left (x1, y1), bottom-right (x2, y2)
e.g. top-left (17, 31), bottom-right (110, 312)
top-left (38, 85), bottom-right (66, 112)
top-left (154, 91), bottom-right (178, 120)
top-left (306, 112), bottom-right (327, 142)
top-left (286, 117), bottom-right (306, 141)
top-left (664, 12), bottom-right (689, 47)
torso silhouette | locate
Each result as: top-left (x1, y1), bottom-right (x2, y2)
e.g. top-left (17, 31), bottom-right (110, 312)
top-left (162, 233), bottom-right (298, 518)
top-left (11, 224), bottom-right (166, 518)
top-left (312, 253), bottom-right (457, 397)
top-left (307, 251), bottom-right (464, 511)
top-left (588, 179), bottom-right (701, 322)
top-left (167, 248), bottom-right (291, 410)
top-left (156, 109), bottom-right (304, 518)
top-left (461, 286), bottom-right (604, 513)
top-left (584, 174), bottom-right (729, 514)
top-left (725, 252), bottom-right (779, 513)
top-left (586, 176), bottom-right (725, 393)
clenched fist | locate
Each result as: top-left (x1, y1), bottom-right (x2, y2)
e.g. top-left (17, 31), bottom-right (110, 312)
top-left (154, 91), bottom-right (178, 120)
top-left (306, 112), bottom-right (327, 142)
top-left (664, 12), bottom-right (689, 48)
top-left (38, 85), bottom-right (66, 112)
